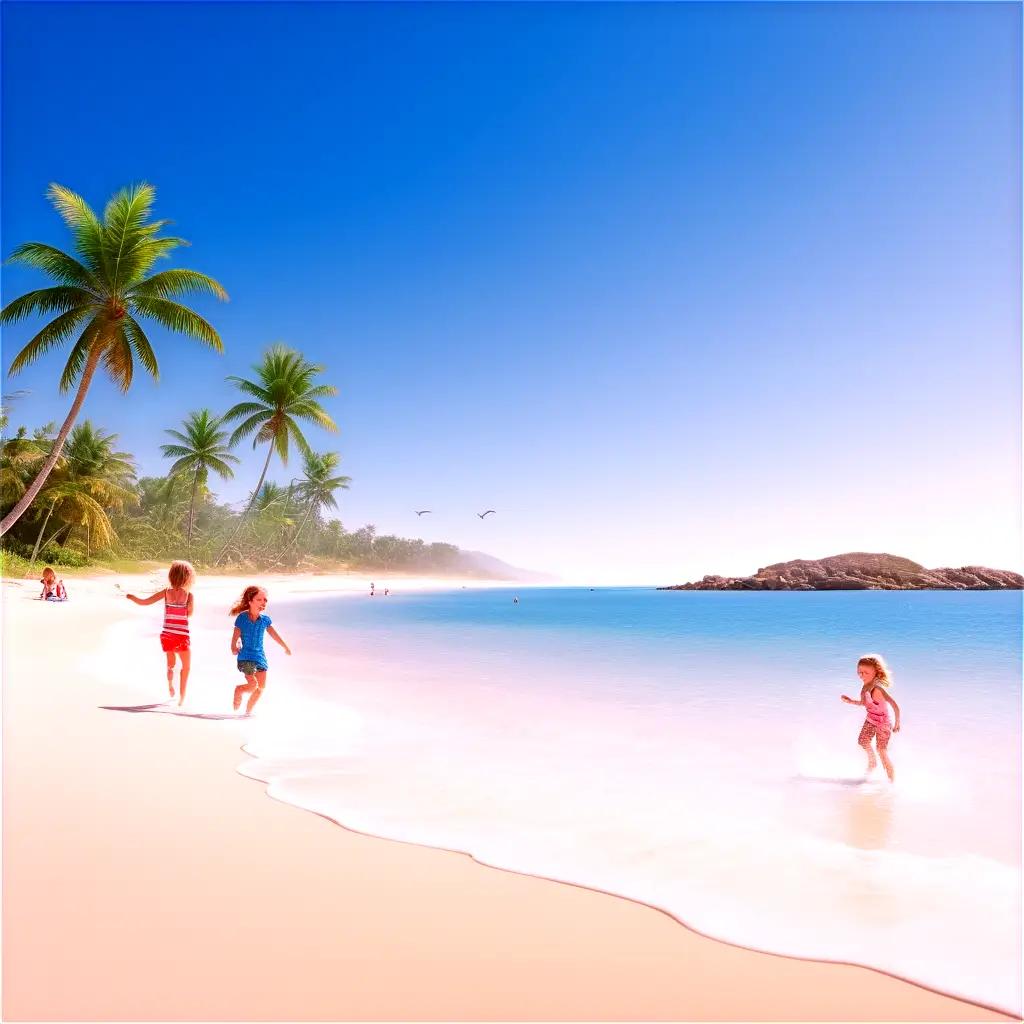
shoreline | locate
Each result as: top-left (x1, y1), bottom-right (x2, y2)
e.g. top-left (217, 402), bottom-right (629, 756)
top-left (245, 764), bottom-right (1019, 1022)
top-left (3, 575), bottom-right (1017, 1021)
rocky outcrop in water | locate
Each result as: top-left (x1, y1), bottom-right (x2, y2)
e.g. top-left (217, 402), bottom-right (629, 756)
top-left (659, 552), bottom-right (1024, 591)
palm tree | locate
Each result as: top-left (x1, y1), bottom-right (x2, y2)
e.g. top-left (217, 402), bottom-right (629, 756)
top-left (160, 409), bottom-right (238, 554)
top-left (0, 182), bottom-right (227, 536)
top-left (252, 481), bottom-right (296, 548)
top-left (1, 427), bottom-right (47, 507)
top-left (286, 450), bottom-right (351, 556)
top-left (29, 421), bottom-right (136, 564)
top-left (214, 345), bottom-right (337, 564)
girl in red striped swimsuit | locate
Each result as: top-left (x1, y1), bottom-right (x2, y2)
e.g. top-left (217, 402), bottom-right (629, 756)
top-left (841, 653), bottom-right (902, 782)
top-left (126, 560), bottom-right (196, 705)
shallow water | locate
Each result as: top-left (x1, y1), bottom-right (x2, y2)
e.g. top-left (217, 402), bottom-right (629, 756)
top-left (238, 587), bottom-right (1022, 1014)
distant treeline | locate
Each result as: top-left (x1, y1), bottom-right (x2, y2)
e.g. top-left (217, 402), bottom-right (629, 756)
top-left (1, 413), bottom-right (468, 574)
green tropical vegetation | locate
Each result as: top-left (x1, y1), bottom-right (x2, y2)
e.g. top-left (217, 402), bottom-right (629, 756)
top-left (1, 181), bottom-right (502, 579)
top-left (1, 405), bottom-right (469, 575)
top-left (215, 345), bottom-right (338, 565)
top-left (160, 409), bottom-right (238, 555)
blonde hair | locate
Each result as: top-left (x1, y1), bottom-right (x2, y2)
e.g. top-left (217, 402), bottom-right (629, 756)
top-left (230, 585), bottom-right (264, 617)
top-left (41, 567), bottom-right (56, 582)
top-left (168, 560), bottom-right (195, 590)
top-left (857, 653), bottom-right (892, 687)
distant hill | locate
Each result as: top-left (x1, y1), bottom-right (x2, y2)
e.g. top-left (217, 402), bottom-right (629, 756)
top-left (660, 552), bottom-right (1024, 591)
top-left (457, 549), bottom-right (557, 582)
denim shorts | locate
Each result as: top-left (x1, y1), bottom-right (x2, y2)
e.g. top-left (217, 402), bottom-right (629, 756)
top-left (237, 660), bottom-right (265, 676)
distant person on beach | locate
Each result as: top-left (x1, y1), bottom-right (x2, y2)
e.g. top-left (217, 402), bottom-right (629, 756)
top-left (230, 585), bottom-right (291, 716)
top-left (125, 560), bottom-right (195, 704)
top-left (841, 654), bottom-right (901, 782)
top-left (370, 581), bottom-right (375, 597)
top-left (39, 567), bottom-right (67, 602)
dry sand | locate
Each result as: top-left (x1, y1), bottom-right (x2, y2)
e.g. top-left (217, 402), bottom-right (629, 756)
top-left (2, 573), bottom-right (1016, 1022)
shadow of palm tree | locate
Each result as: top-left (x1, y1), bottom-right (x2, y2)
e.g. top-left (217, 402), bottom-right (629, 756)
top-left (100, 703), bottom-right (247, 721)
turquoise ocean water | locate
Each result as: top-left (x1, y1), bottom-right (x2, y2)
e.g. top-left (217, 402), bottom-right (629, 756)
top-left (239, 587), bottom-right (1021, 1013)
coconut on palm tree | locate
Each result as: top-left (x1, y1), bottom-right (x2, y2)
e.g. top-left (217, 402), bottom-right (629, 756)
top-left (160, 409), bottom-right (238, 554)
top-left (286, 450), bottom-right (351, 557)
top-left (214, 345), bottom-right (337, 565)
top-left (0, 182), bottom-right (227, 536)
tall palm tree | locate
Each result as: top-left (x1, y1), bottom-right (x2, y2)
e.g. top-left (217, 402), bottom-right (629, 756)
top-left (0, 182), bottom-right (227, 536)
top-left (160, 409), bottom-right (238, 554)
top-left (214, 345), bottom-right (337, 564)
top-left (286, 450), bottom-right (351, 555)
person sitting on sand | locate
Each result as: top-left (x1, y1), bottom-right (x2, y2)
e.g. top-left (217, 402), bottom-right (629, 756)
top-left (126, 560), bottom-right (195, 705)
top-left (841, 653), bottom-right (901, 782)
top-left (39, 567), bottom-right (67, 602)
top-left (230, 585), bottom-right (291, 716)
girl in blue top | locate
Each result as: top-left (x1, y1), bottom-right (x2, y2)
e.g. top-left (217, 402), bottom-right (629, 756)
top-left (229, 585), bottom-right (291, 715)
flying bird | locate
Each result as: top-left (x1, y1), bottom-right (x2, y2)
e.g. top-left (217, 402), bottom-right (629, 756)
top-left (414, 510), bottom-right (432, 516)
top-left (477, 510), bottom-right (496, 519)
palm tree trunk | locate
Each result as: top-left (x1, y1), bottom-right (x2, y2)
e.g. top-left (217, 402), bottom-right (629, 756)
top-left (214, 443), bottom-right (274, 566)
top-left (187, 467), bottom-right (200, 556)
top-left (284, 500), bottom-right (315, 557)
top-left (28, 501), bottom-right (57, 569)
top-left (44, 523), bottom-right (71, 550)
top-left (0, 343), bottom-right (105, 536)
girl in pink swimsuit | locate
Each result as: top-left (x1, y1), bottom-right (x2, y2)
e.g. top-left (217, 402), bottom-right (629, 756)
top-left (841, 653), bottom-right (902, 782)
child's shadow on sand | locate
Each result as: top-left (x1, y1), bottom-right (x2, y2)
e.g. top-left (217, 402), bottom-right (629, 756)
top-left (100, 703), bottom-right (247, 721)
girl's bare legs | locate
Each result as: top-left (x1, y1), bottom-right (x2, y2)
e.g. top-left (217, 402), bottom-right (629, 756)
top-left (245, 671), bottom-right (268, 715)
top-left (877, 734), bottom-right (895, 783)
top-left (178, 651), bottom-right (191, 706)
top-left (233, 673), bottom-right (257, 711)
top-left (165, 652), bottom-right (176, 697)
top-left (857, 722), bottom-right (877, 774)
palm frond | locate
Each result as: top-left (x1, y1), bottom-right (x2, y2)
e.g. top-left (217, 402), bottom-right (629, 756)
top-left (103, 183), bottom-right (155, 286)
top-left (166, 455), bottom-right (198, 476)
top-left (285, 417), bottom-right (314, 461)
top-left (130, 269), bottom-right (228, 302)
top-left (130, 295), bottom-right (222, 350)
top-left (0, 286), bottom-right (96, 324)
top-left (7, 307), bottom-right (92, 376)
top-left (6, 243), bottom-right (100, 291)
top-left (222, 401), bottom-right (268, 422)
top-left (224, 378), bottom-right (272, 403)
top-left (47, 184), bottom-right (101, 232)
top-left (273, 423), bottom-right (291, 463)
top-left (288, 401), bottom-right (338, 431)
top-left (122, 314), bottom-right (159, 379)
top-left (205, 455), bottom-right (238, 478)
top-left (160, 444), bottom-right (194, 459)
top-left (47, 184), bottom-right (107, 278)
top-left (58, 317), bottom-right (104, 393)
top-left (117, 235), bottom-right (190, 285)
top-left (229, 412), bottom-right (269, 447)
top-left (303, 383), bottom-right (340, 400)
top-left (102, 329), bottom-right (134, 392)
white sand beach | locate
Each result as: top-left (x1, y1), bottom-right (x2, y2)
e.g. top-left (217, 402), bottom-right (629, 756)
top-left (1, 573), bottom-right (1016, 1022)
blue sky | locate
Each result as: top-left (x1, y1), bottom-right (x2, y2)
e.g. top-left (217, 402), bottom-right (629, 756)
top-left (2, 2), bottom-right (1020, 582)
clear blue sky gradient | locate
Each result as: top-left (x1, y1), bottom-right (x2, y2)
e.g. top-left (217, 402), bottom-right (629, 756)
top-left (2, 2), bottom-right (1020, 581)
